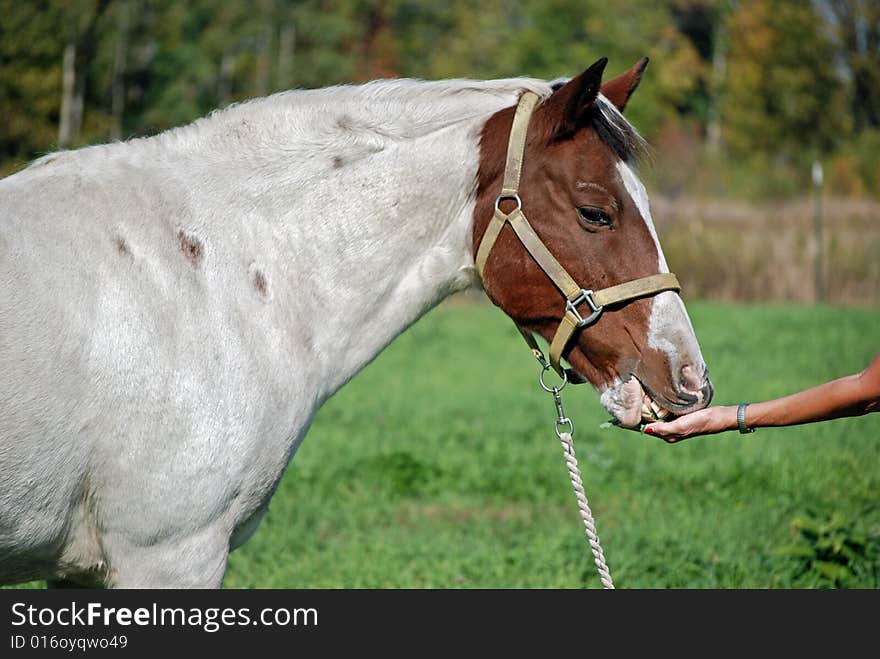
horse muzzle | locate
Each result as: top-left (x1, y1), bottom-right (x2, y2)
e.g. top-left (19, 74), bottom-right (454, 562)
top-left (600, 369), bottom-right (713, 429)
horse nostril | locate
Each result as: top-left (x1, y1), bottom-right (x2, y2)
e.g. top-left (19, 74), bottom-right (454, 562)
top-left (678, 365), bottom-right (713, 407)
top-left (679, 364), bottom-right (703, 392)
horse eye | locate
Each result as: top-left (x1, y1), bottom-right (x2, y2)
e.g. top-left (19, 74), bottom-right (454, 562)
top-left (577, 206), bottom-right (613, 228)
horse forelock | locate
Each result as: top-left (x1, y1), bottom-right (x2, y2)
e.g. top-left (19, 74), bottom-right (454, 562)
top-left (592, 94), bottom-right (649, 164)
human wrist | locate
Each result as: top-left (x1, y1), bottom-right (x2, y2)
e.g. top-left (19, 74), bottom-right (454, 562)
top-left (722, 405), bottom-right (739, 432)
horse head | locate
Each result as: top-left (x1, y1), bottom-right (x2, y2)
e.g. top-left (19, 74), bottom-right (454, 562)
top-left (474, 57), bottom-right (713, 428)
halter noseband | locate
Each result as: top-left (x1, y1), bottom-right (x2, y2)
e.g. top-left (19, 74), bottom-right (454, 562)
top-left (475, 91), bottom-right (682, 382)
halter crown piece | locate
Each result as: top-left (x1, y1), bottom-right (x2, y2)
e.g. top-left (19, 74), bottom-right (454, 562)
top-left (475, 91), bottom-right (682, 381)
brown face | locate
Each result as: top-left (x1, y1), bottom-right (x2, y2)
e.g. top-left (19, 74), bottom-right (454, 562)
top-left (473, 58), bottom-right (712, 427)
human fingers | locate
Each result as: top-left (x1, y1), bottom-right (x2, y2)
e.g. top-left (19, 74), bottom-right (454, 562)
top-left (643, 418), bottom-right (691, 443)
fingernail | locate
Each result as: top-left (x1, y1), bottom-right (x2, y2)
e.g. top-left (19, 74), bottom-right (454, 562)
top-left (644, 427), bottom-right (654, 434)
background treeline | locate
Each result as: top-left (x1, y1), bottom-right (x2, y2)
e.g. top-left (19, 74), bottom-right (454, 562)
top-left (1, 1), bottom-right (878, 304)
top-left (2, 0), bottom-right (878, 197)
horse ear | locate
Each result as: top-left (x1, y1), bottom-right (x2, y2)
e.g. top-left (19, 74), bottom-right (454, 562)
top-left (600, 57), bottom-right (649, 112)
top-left (542, 57), bottom-right (608, 141)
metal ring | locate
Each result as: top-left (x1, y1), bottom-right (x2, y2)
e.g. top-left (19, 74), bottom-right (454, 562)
top-left (555, 418), bottom-right (574, 437)
top-left (539, 363), bottom-right (568, 393)
top-left (494, 193), bottom-right (522, 214)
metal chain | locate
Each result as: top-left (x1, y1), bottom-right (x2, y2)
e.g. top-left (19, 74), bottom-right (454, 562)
top-left (538, 363), bottom-right (615, 589)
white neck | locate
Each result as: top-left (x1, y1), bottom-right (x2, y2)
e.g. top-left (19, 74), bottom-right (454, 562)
top-left (297, 116), bottom-right (482, 397)
top-left (161, 78), bottom-right (553, 400)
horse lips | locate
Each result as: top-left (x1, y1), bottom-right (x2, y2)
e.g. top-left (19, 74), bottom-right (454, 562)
top-left (618, 376), bottom-right (674, 428)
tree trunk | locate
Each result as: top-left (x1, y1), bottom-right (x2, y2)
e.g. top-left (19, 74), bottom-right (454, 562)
top-left (705, 20), bottom-right (727, 156)
top-left (57, 1), bottom-right (110, 148)
top-left (255, 3), bottom-right (274, 96)
top-left (277, 22), bottom-right (295, 90)
top-left (71, 49), bottom-right (86, 143)
top-left (218, 51), bottom-right (235, 107)
top-left (58, 38), bottom-right (77, 148)
top-left (111, 0), bottom-right (130, 141)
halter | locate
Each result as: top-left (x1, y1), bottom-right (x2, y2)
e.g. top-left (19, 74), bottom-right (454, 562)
top-left (475, 91), bottom-right (682, 381)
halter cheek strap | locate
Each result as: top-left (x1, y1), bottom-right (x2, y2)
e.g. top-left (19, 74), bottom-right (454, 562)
top-left (475, 91), bottom-right (681, 379)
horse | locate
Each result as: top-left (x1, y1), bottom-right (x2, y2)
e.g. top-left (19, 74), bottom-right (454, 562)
top-left (0, 57), bottom-right (712, 588)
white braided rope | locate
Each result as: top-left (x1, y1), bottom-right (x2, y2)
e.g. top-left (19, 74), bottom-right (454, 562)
top-left (558, 431), bottom-right (614, 589)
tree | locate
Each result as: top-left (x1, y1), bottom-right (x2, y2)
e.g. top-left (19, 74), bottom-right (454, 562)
top-left (0, 1), bottom-right (64, 172)
top-left (722, 0), bottom-right (845, 161)
top-left (822, 0), bottom-right (880, 131)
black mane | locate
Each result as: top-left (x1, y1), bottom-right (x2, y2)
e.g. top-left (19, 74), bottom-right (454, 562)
top-left (591, 95), bottom-right (647, 163)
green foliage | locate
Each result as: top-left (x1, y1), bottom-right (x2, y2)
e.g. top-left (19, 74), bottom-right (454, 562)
top-left (395, 0), bottom-right (704, 137)
top-left (340, 451), bottom-right (445, 498)
top-left (3, 0), bottom-right (879, 197)
top-left (0, 1), bottom-right (65, 169)
top-left (772, 509), bottom-right (880, 587)
top-left (722, 0), bottom-right (846, 162)
top-left (827, 128), bottom-right (880, 197)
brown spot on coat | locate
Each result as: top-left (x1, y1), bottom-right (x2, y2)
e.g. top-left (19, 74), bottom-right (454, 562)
top-left (332, 156), bottom-right (344, 169)
top-left (115, 238), bottom-right (129, 255)
top-left (253, 269), bottom-right (268, 296)
top-left (177, 230), bottom-right (203, 266)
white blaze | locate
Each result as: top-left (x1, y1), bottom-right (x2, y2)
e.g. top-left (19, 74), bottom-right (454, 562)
top-left (615, 161), bottom-right (705, 381)
top-left (615, 161), bottom-right (668, 273)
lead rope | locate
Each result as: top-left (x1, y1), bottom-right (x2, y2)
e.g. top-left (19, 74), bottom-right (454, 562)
top-left (538, 359), bottom-right (615, 589)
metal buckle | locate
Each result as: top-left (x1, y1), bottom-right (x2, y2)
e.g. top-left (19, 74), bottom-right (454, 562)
top-left (566, 289), bottom-right (603, 328)
top-left (493, 193), bottom-right (522, 215)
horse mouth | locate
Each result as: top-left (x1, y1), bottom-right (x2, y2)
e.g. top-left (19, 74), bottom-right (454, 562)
top-left (599, 375), bottom-right (677, 429)
top-left (640, 389), bottom-right (675, 422)
top-left (633, 378), bottom-right (678, 426)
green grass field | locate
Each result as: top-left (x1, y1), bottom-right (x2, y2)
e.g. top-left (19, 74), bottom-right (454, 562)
top-left (7, 300), bottom-right (878, 589)
top-left (221, 300), bottom-right (878, 589)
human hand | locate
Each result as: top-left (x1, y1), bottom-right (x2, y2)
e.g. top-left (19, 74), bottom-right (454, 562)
top-left (643, 405), bottom-right (738, 443)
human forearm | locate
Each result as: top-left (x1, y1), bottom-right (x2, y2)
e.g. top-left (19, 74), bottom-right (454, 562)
top-left (744, 374), bottom-right (877, 428)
